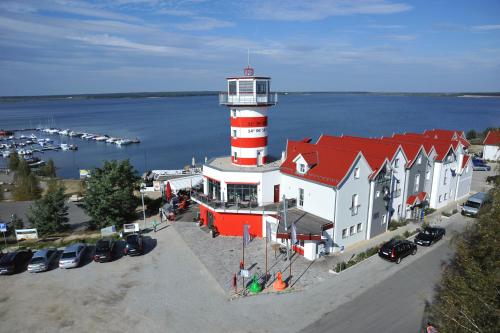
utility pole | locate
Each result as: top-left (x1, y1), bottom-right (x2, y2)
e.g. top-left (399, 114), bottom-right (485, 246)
top-left (140, 183), bottom-right (146, 229)
top-left (282, 195), bottom-right (290, 263)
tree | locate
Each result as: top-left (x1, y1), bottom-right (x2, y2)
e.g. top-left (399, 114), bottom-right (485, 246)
top-left (0, 185), bottom-right (3, 201)
top-left (39, 159), bottom-right (56, 178)
top-left (27, 180), bottom-right (69, 235)
top-left (466, 129), bottom-right (477, 140)
top-left (6, 214), bottom-right (24, 236)
top-left (8, 152), bottom-right (20, 171)
top-left (83, 160), bottom-right (140, 230)
top-left (428, 174), bottom-right (500, 332)
top-left (12, 159), bottom-right (41, 201)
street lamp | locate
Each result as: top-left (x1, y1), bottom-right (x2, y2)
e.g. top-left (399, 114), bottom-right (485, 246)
top-left (140, 183), bottom-right (146, 229)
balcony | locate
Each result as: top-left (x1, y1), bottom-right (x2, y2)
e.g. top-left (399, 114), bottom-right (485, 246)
top-left (190, 190), bottom-right (296, 214)
top-left (219, 92), bottom-right (278, 106)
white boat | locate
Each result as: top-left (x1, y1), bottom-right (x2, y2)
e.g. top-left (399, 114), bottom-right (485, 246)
top-left (2, 151), bottom-right (11, 158)
top-left (69, 131), bottom-right (79, 137)
top-left (95, 136), bottom-right (109, 141)
top-left (106, 137), bottom-right (117, 143)
top-left (60, 143), bottom-right (70, 151)
top-left (30, 134), bottom-right (37, 139)
top-left (59, 129), bottom-right (70, 136)
top-left (115, 139), bottom-right (132, 146)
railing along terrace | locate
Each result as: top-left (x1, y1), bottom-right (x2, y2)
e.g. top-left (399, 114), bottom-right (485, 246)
top-left (190, 191), bottom-right (296, 214)
top-left (219, 92), bottom-right (278, 105)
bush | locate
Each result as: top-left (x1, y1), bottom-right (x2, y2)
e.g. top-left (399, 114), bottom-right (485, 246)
top-left (424, 207), bottom-right (436, 215)
top-left (365, 246), bottom-right (379, 257)
top-left (403, 230), bottom-right (411, 238)
top-left (388, 218), bottom-right (408, 231)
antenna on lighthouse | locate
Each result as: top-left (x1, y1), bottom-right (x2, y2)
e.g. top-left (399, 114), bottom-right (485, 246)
top-left (244, 49), bottom-right (254, 76)
top-left (247, 48), bottom-right (250, 67)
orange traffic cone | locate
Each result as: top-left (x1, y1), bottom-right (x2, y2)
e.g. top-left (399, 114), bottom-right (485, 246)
top-left (273, 271), bottom-right (287, 291)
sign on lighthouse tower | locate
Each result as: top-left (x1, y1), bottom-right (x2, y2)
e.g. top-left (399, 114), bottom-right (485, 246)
top-left (219, 65), bottom-right (278, 167)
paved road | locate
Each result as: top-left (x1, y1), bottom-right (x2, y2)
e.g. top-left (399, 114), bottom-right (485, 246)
top-left (300, 217), bottom-right (467, 333)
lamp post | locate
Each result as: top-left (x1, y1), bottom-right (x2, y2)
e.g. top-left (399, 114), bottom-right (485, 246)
top-left (140, 183), bottom-right (146, 229)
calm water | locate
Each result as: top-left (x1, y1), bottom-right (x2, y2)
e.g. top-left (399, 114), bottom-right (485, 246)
top-left (1, 94), bottom-right (499, 178)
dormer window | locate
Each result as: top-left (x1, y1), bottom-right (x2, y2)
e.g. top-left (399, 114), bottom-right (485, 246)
top-left (299, 163), bottom-right (305, 173)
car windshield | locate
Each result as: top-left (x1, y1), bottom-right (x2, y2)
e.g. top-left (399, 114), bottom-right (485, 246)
top-left (30, 257), bottom-right (45, 264)
top-left (423, 229), bottom-right (433, 235)
top-left (465, 201), bottom-right (481, 209)
top-left (127, 235), bottom-right (139, 245)
top-left (61, 252), bottom-right (76, 259)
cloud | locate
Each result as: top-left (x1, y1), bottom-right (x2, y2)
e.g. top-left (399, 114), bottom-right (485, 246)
top-left (472, 24), bottom-right (500, 31)
top-left (0, 1), bottom-right (37, 13)
top-left (175, 17), bottom-right (234, 31)
top-left (247, 0), bottom-right (412, 21)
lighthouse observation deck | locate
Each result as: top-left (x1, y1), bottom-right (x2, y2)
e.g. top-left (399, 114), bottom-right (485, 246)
top-left (219, 92), bottom-right (278, 106)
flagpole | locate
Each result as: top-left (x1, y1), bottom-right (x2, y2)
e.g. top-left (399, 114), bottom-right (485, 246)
top-left (265, 235), bottom-right (268, 287)
top-left (242, 239), bottom-right (245, 291)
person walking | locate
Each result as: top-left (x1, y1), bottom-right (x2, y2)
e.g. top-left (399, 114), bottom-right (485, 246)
top-left (153, 219), bottom-right (157, 233)
top-left (426, 322), bottom-right (438, 333)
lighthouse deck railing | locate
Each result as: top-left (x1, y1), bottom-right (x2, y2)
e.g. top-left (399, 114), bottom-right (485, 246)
top-left (190, 190), bottom-right (295, 214)
top-left (219, 92), bottom-right (278, 105)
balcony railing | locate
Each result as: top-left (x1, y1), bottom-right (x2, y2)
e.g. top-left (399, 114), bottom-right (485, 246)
top-left (190, 190), bottom-right (296, 213)
top-left (219, 92), bottom-right (278, 105)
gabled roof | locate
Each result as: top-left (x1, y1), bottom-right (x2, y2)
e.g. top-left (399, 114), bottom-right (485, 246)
top-left (406, 191), bottom-right (428, 206)
top-left (422, 129), bottom-right (470, 147)
top-left (483, 130), bottom-right (500, 145)
top-left (387, 134), bottom-right (455, 162)
top-left (281, 140), bottom-right (369, 187)
top-left (379, 137), bottom-right (425, 167)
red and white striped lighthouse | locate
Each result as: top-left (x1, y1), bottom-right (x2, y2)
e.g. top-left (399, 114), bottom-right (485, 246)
top-left (220, 66), bottom-right (277, 167)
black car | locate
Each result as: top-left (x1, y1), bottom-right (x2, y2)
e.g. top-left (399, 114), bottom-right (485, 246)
top-left (0, 249), bottom-right (33, 274)
top-left (94, 238), bottom-right (117, 262)
top-left (414, 227), bottom-right (446, 246)
top-left (378, 239), bottom-right (417, 264)
top-left (123, 234), bottom-right (144, 256)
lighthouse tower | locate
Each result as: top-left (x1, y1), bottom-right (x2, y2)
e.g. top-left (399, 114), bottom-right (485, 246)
top-left (220, 65), bottom-right (277, 166)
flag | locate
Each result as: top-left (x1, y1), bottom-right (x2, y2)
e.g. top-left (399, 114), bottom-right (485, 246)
top-left (243, 224), bottom-right (250, 247)
top-left (291, 222), bottom-right (297, 245)
top-left (266, 221), bottom-right (272, 241)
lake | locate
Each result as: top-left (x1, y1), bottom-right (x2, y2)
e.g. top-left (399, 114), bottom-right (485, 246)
top-left (1, 93), bottom-right (499, 178)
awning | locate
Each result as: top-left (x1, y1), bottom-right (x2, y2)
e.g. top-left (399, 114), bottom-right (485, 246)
top-left (163, 175), bottom-right (203, 192)
top-left (406, 191), bottom-right (428, 206)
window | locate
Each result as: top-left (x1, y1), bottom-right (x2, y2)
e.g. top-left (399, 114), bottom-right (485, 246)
top-left (227, 183), bottom-right (257, 204)
top-left (381, 214), bottom-right (387, 225)
top-left (351, 194), bottom-right (359, 216)
top-left (238, 80), bottom-right (253, 94)
top-left (439, 195), bottom-right (442, 203)
top-left (232, 129), bottom-right (237, 137)
top-left (299, 163), bottom-right (305, 173)
top-left (231, 109), bottom-right (237, 117)
top-left (376, 190), bottom-right (380, 198)
top-left (397, 204), bottom-right (401, 214)
top-left (233, 152), bottom-right (238, 160)
top-left (207, 178), bottom-right (221, 200)
top-left (354, 167), bottom-right (360, 179)
top-left (414, 174), bottom-right (420, 193)
top-left (443, 170), bottom-right (448, 185)
top-left (350, 225), bottom-right (355, 236)
top-left (342, 228), bottom-right (348, 239)
top-left (357, 223), bottom-right (362, 233)
top-left (417, 156), bottom-right (422, 165)
top-left (426, 170), bottom-right (430, 180)
top-left (394, 158), bottom-right (399, 168)
top-left (256, 80), bottom-right (268, 94)
top-left (444, 193), bottom-right (448, 200)
top-left (228, 81), bottom-right (237, 95)
top-left (299, 188), bottom-right (304, 207)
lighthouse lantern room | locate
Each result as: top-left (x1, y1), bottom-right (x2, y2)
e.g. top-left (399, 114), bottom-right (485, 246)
top-left (219, 66), bottom-right (278, 167)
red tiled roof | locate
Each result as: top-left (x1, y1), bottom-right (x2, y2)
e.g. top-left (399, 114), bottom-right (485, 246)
top-left (379, 137), bottom-right (424, 166)
top-left (461, 155), bottom-right (471, 171)
top-left (422, 129), bottom-right (470, 147)
top-left (483, 130), bottom-right (500, 145)
top-left (388, 134), bottom-right (454, 161)
top-left (406, 191), bottom-right (427, 206)
top-left (281, 140), bottom-right (365, 187)
top-left (297, 152), bottom-right (318, 166)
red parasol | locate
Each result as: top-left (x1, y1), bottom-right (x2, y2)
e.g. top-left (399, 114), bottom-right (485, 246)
top-left (166, 181), bottom-right (172, 202)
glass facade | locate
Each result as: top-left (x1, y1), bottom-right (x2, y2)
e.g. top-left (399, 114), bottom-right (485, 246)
top-left (238, 80), bottom-right (253, 94)
top-left (229, 81), bottom-right (237, 95)
top-left (256, 80), bottom-right (268, 94)
top-left (227, 183), bottom-right (257, 203)
top-left (207, 178), bottom-right (221, 200)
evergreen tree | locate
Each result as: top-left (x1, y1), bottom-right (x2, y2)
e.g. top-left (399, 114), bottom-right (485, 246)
top-left (12, 159), bottom-right (41, 201)
top-left (466, 129), bottom-right (477, 140)
top-left (428, 175), bottom-right (500, 332)
top-left (83, 160), bottom-right (140, 230)
top-left (39, 159), bottom-right (56, 178)
top-left (8, 152), bottom-right (20, 171)
top-left (27, 180), bottom-right (69, 235)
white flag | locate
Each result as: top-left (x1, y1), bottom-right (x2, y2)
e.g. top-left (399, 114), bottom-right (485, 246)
top-left (291, 222), bottom-right (297, 245)
top-left (243, 224), bottom-right (250, 247)
top-left (266, 221), bottom-right (272, 241)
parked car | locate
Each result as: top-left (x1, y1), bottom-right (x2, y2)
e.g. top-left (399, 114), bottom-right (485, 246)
top-left (28, 248), bottom-right (58, 273)
top-left (461, 192), bottom-right (489, 217)
top-left (378, 239), bottom-right (417, 264)
top-left (414, 227), bottom-right (446, 246)
top-left (472, 158), bottom-right (491, 171)
top-left (59, 243), bottom-right (87, 269)
top-left (94, 238), bottom-right (116, 263)
top-left (0, 249), bottom-right (33, 274)
top-left (123, 234), bottom-right (144, 256)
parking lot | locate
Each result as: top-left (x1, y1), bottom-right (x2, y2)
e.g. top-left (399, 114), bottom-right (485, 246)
top-left (0, 166), bottom-right (496, 333)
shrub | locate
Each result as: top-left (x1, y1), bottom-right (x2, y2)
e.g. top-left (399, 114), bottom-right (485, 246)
top-left (403, 230), bottom-right (411, 238)
top-left (365, 246), bottom-right (379, 257)
top-left (355, 252), bottom-right (366, 262)
top-left (424, 208), bottom-right (436, 215)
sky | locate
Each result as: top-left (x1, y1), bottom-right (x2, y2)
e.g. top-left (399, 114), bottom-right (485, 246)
top-left (0, 0), bottom-right (499, 96)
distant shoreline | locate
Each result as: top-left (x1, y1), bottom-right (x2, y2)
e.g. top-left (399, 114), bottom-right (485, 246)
top-left (1, 91), bottom-right (499, 103)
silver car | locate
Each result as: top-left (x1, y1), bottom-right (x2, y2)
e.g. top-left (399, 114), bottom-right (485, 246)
top-left (28, 248), bottom-right (58, 273)
top-left (59, 243), bottom-right (87, 269)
